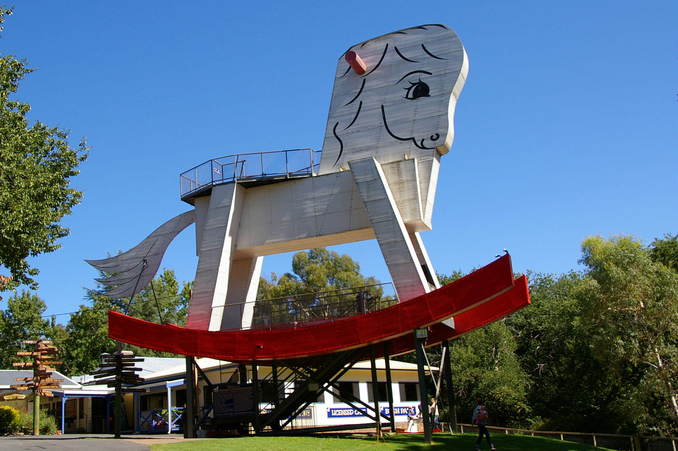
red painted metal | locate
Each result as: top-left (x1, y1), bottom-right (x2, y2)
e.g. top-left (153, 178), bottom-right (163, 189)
top-left (345, 51), bottom-right (367, 75)
top-left (108, 255), bottom-right (530, 362)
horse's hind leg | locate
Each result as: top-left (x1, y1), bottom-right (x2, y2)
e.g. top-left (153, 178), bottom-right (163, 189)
top-left (349, 157), bottom-right (432, 302)
top-left (186, 183), bottom-right (259, 331)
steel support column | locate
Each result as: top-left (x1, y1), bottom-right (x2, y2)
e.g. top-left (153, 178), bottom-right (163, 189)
top-left (239, 363), bottom-right (247, 385)
top-left (369, 346), bottom-right (382, 437)
top-left (252, 363), bottom-right (261, 434)
top-left (384, 342), bottom-right (396, 432)
top-left (184, 356), bottom-right (196, 438)
top-left (442, 340), bottom-right (458, 433)
top-left (415, 329), bottom-right (432, 444)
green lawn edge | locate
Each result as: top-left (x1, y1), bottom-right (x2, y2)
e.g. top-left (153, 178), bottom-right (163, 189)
top-left (150, 433), bottom-right (617, 451)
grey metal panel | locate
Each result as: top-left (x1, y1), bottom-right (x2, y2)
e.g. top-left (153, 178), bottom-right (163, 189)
top-left (86, 210), bottom-right (195, 299)
top-left (319, 25), bottom-right (468, 174)
top-left (349, 157), bottom-right (430, 302)
top-left (219, 256), bottom-right (263, 330)
top-left (186, 183), bottom-right (240, 330)
top-left (380, 158), bottom-right (423, 227)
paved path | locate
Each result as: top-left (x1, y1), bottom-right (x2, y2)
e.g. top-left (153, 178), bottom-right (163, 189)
top-left (0, 434), bottom-right (189, 450)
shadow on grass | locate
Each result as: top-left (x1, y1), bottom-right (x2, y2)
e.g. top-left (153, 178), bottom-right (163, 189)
top-left (330, 433), bottom-right (612, 451)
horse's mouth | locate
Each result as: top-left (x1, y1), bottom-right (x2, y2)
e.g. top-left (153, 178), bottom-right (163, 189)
top-left (381, 105), bottom-right (439, 150)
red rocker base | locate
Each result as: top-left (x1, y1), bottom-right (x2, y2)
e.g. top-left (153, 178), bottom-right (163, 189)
top-left (108, 254), bottom-right (530, 362)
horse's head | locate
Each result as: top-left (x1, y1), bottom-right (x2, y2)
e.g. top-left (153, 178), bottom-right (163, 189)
top-left (318, 24), bottom-right (468, 174)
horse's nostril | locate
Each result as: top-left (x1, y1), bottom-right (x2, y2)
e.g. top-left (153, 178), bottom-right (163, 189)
top-left (430, 134), bottom-right (440, 141)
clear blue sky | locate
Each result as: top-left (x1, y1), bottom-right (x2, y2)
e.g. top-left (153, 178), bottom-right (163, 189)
top-left (2, 1), bottom-right (676, 318)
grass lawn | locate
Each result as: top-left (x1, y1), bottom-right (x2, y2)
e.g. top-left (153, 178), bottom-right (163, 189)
top-left (150, 433), bottom-right (617, 450)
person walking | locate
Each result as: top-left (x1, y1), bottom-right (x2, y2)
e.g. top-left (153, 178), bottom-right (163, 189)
top-left (429, 397), bottom-right (440, 431)
top-left (472, 401), bottom-right (495, 450)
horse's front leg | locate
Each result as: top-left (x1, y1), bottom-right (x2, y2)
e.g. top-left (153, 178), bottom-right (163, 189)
top-left (349, 157), bottom-right (433, 302)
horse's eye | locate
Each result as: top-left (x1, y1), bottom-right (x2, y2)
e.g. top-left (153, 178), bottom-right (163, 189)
top-left (404, 80), bottom-right (430, 100)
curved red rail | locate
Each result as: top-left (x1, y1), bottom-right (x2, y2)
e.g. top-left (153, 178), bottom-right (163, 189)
top-left (108, 255), bottom-right (530, 362)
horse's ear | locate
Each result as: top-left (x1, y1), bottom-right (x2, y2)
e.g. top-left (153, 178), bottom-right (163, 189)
top-left (318, 25), bottom-right (468, 174)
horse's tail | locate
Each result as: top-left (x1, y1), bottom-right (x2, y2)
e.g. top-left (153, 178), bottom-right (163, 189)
top-left (86, 210), bottom-right (195, 299)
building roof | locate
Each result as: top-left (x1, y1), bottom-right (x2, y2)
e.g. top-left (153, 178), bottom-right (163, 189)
top-left (0, 370), bottom-right (80, 388)
top-left (72, 356), bottom-right (185, 385)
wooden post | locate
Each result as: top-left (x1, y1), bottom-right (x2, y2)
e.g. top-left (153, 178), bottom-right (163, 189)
top-left (383, 343), bottom-right (396, 432)
top-left (33, 392), bottom-right (40, 435)
top-left (414, 329), bottom-right (432, 444)
top-left (369, 346), bottom-right (382, 438)
top-left (442, 340), bottom-right (458, 433)
top-left (114, 383), bottom-right (122, 438)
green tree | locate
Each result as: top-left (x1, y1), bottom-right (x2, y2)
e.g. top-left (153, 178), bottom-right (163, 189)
top-left (0, 291), bottom-right (55, 368)
top-left (649, 233), bottom-right (678, 273)
top-left (0, 9), bottom-right (88, 291)
top-left (509, 271), bottom-right (615, 431)
top-left (451, 321), bottom-right (531, 427)
top-left (255, 248), bottom-right (387, 326)
top-left (511, 236), bottom-right (678, 435)
top-left (579, 236), bottom-right (678, 434)
top-left (58, 270), bottom-right (191, 375)
top-left (258, 248), bottom-right (383, 299)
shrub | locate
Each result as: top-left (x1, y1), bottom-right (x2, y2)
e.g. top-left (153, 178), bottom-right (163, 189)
top-left (18, 411), bottom-right (32, 434)
top-left (15, 411), bottom-right (58, 435)
top-left (40, 414), bottom-right (57, 435)
top-left (0, 405), bottom-right (21, 435)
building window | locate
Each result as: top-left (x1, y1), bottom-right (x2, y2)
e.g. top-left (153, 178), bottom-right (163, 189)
top-left (175, 389), bottom-right (186, 408)
top-left (399, 382), bottom-right (419, 401)
top-left (140, 393), bottom-right (165, 411)
top-left (332, 382), bottom-right (358, 403)
top-left (366, 382), bottom-right (389, 402)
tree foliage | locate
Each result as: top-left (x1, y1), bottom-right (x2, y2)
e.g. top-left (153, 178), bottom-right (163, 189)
top-left (509, 235), bottom-right (678, 435)
top-left (450, 321), bottom-right (531, 427)
top-left (0, 9), bottom-right (88, 291)
top-left (58, 269), bottom-right (191, 375)
top-left (578, 236), bottom-right (678, 434)
top-left (258, 248), bottom-right (382, 300)
top-left (0, 290), bottom-right (59, 368)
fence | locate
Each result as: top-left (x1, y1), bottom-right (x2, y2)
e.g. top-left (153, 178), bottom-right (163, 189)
top-left (452, 423), bottom-right (677, 451)
top-left (180, 148), bottom-right (320, 199)
top-left (250, 283), bottom-right (397, 329)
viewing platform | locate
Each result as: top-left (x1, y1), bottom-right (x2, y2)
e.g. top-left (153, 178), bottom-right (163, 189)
top-left (180, 148), bottom-right (320, 203)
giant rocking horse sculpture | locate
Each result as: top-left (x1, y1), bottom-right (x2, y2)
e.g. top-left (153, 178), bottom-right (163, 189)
top-left (87, 25), bottom-right (530, 362)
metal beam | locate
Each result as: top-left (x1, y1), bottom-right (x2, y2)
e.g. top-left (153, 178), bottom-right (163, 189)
top-left (442, 340), bottom-right (458, 433)
top-left (184, 356), bottom-right (196, 438)
top-left (252, 364), bottom-right (261, 434)
top-left (384, 342), bottom-right (396, 432)
top-left (415, 329), bottom-right (432, 444)
top-left (369, 346), bottom-right (382, 437)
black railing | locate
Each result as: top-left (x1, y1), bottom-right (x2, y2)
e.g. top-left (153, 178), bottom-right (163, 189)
top-left (180, 148), bottom-right (320, 199)
top-left (250, 283), bottom-right (398, 330)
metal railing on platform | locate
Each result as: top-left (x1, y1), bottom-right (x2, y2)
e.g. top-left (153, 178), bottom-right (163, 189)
top-left (250, 283), bottom-right (397, 330)
top-left (180, 148), bottom-right (320, 199)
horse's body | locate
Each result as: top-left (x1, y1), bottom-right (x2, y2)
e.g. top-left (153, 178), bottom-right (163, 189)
top-left (88, 25), bottom-right (469, 332)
